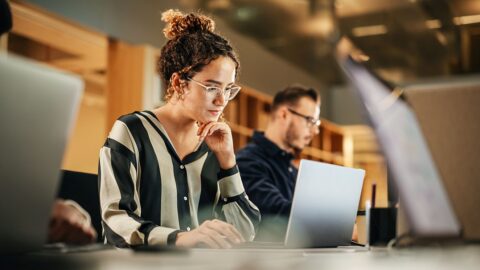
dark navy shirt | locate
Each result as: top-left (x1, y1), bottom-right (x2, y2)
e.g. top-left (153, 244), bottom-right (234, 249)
top-left (236, 131), bottom-right (298, 241)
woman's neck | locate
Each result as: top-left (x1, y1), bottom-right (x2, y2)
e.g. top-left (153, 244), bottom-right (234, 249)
top-left (152, 103), bottom-right (197, 138)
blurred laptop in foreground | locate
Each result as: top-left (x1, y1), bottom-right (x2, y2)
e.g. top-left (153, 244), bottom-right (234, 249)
top-left (0, 53), bottom-right (83, 253)
top-left (336, 37), bottom-right (480, 245)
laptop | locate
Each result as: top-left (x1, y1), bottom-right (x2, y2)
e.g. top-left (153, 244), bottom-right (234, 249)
top-left (403, 79), bottom-right (480, 240)
top-left (285, 160), bottom-right (365, 248)
top-left (0, 53), bottom-right (83, 253)
top-left (239, 159), bottom-right (365, 249)
top-left (336, 39), bottom-right (462, 241)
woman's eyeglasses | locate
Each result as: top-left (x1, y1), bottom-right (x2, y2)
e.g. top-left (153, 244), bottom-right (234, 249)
top-left (188, 77), bottom-right (241, 101)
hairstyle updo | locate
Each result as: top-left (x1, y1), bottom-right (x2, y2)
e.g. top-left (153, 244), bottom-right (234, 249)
top-left (161, 9), bottom-right (215, 40)
top-left (158, 9), bottom-right (240, 101)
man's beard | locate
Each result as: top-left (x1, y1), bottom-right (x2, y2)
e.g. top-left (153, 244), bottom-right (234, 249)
top-left (285, 123), bottom-right (304, 157)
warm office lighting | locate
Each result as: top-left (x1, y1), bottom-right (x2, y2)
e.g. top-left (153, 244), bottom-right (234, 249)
top-left (302, 13), bottom-right (336, 37)
top-left (355, 54), bottom-right (370, 62)
top-left (426, 19), bottom-right (442, 29)
top-left (350, 52), bottom-right (370, 62)
top-left (351, 25), bottom-right (387, 37)
top-left (205, 0), bottom-right (231, 10)
top-left (453, 14), bottom-right (480, 25)
top-left (435, 31), bottom-right (448, 46)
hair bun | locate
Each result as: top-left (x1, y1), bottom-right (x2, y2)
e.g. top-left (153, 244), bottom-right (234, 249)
top-left (161, 9), bottom-right (215, 40)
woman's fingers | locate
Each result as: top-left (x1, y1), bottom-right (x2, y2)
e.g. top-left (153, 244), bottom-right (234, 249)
top-left (207, 124), bottom-right (226, 136)
top-left (198, 122), bottom-right (217, 138)
top-left (198, 122), bottom-right (230, 139)
top-left (176, 220), bottom-right (245, 249)
top-left (197, 233), bottom-right (221, 249)
top-left (205, 220), bottom-right (244, 244)
top-left (198, 227), bottom-right (232, 248)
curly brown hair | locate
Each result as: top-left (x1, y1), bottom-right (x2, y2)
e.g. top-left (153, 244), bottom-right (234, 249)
top-left (158, 9), bottom-right (240, 101)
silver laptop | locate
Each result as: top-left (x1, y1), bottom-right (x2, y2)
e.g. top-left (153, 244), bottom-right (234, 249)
top-left (336, 46), bottom-right (461, 239)
top-left (0, 53), bottom-right (83, 253)
top-left (285, 159), bottom-right (365, 248)
top-left (240, 159), bottom-right (365, 249)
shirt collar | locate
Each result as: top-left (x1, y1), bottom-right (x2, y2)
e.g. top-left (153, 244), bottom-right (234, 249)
top-left (252, 131), bottom-right (294, 160)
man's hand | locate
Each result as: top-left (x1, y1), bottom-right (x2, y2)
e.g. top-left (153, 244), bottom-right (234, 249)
top-left (48, 200), bottom-right (97, 245)
top-left (175, 219), bottom-right (245, 248)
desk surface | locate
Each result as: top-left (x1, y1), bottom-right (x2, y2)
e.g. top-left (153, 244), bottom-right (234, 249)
top-left (2, 244), bottom-right (479, 270)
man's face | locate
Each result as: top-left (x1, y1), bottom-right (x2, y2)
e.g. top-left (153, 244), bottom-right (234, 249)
top-left (284, 97), bottom-right (321, 152)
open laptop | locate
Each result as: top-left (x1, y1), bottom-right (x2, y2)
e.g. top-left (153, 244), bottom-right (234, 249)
top-left (239, 159), bottom-right (365, 249)
top-left (0, 53), bottom-right (83, 253)
top-left (336, 39), bottom-right (462, 241)
top-left (285, 160), bottom-right (365, 248)
top-left (403, 79), bottom-right (480, 240)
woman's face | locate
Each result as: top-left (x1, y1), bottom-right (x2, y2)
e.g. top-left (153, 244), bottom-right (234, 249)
top-left (179, 56), bottom-right (237, 123)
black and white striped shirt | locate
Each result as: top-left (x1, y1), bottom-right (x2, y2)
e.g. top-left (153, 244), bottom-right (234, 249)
top-left (99, 111), bottom-right (260, 247)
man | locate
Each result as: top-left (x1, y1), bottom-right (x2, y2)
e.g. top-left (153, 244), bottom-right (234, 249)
top-left (236, 85), bottom-right (321, 241)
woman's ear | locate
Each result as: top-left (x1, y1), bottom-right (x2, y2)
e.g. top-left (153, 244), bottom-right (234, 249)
top-left (170, 73), bottom-right (187, 100)
top-left (170, 72), bottom-right (182, 90)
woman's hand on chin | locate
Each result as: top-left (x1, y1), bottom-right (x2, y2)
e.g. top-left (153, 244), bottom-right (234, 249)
top-left (197, 121), bottom-right (236, 169)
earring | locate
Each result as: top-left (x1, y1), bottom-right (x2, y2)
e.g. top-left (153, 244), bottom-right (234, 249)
top-left (177, 88), bottom-right (185, 100)
top-left (176, 80), bottom-right (188, 100)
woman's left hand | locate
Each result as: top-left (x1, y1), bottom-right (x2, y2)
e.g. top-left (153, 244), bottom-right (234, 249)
top-left (197, 121), bottom-right (236, 169)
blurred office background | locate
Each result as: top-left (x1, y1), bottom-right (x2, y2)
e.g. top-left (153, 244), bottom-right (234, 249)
top-left (2, 0), bottom-right (479, 222)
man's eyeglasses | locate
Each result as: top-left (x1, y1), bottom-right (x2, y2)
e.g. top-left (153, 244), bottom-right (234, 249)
top-left (188, 77), bottom-right (241, 101)
top-left (287, 108), bottom-right (321, 128)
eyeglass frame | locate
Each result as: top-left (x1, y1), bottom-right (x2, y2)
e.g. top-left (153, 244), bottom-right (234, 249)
top-left (187, 77), bottom-right (241, 101)
top-left (287, 108), bottom-right (321, 128)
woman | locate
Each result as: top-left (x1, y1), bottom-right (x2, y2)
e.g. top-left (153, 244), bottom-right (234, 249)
top-left (99, 9), bottom-right (260, 248)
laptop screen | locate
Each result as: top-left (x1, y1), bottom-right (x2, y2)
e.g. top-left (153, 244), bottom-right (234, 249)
top-left (337, 53), bottom-right (461, 237)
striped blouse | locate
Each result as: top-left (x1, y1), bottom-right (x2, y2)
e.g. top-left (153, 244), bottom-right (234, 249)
top-left (98, 111), bottom-right (260, 247)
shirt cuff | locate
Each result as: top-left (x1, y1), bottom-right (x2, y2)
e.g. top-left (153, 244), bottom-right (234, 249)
top-left (218, 169), bottom-right (245, 198)
top-left (217, 165), bottom-right (239, 179)
top-left (148, 227), bottom-right (179, 245)
top-left (167, 230), bottom-right (182, 246)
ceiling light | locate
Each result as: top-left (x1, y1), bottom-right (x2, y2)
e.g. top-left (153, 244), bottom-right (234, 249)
top-left (302, 14), bottom-right (336, 37)
top-left (351, 25), bottom-right (387, 37)
top-left (453, 14), bottom-right (480, 25)
top-left (425, 19), bottom-right (442, 29)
